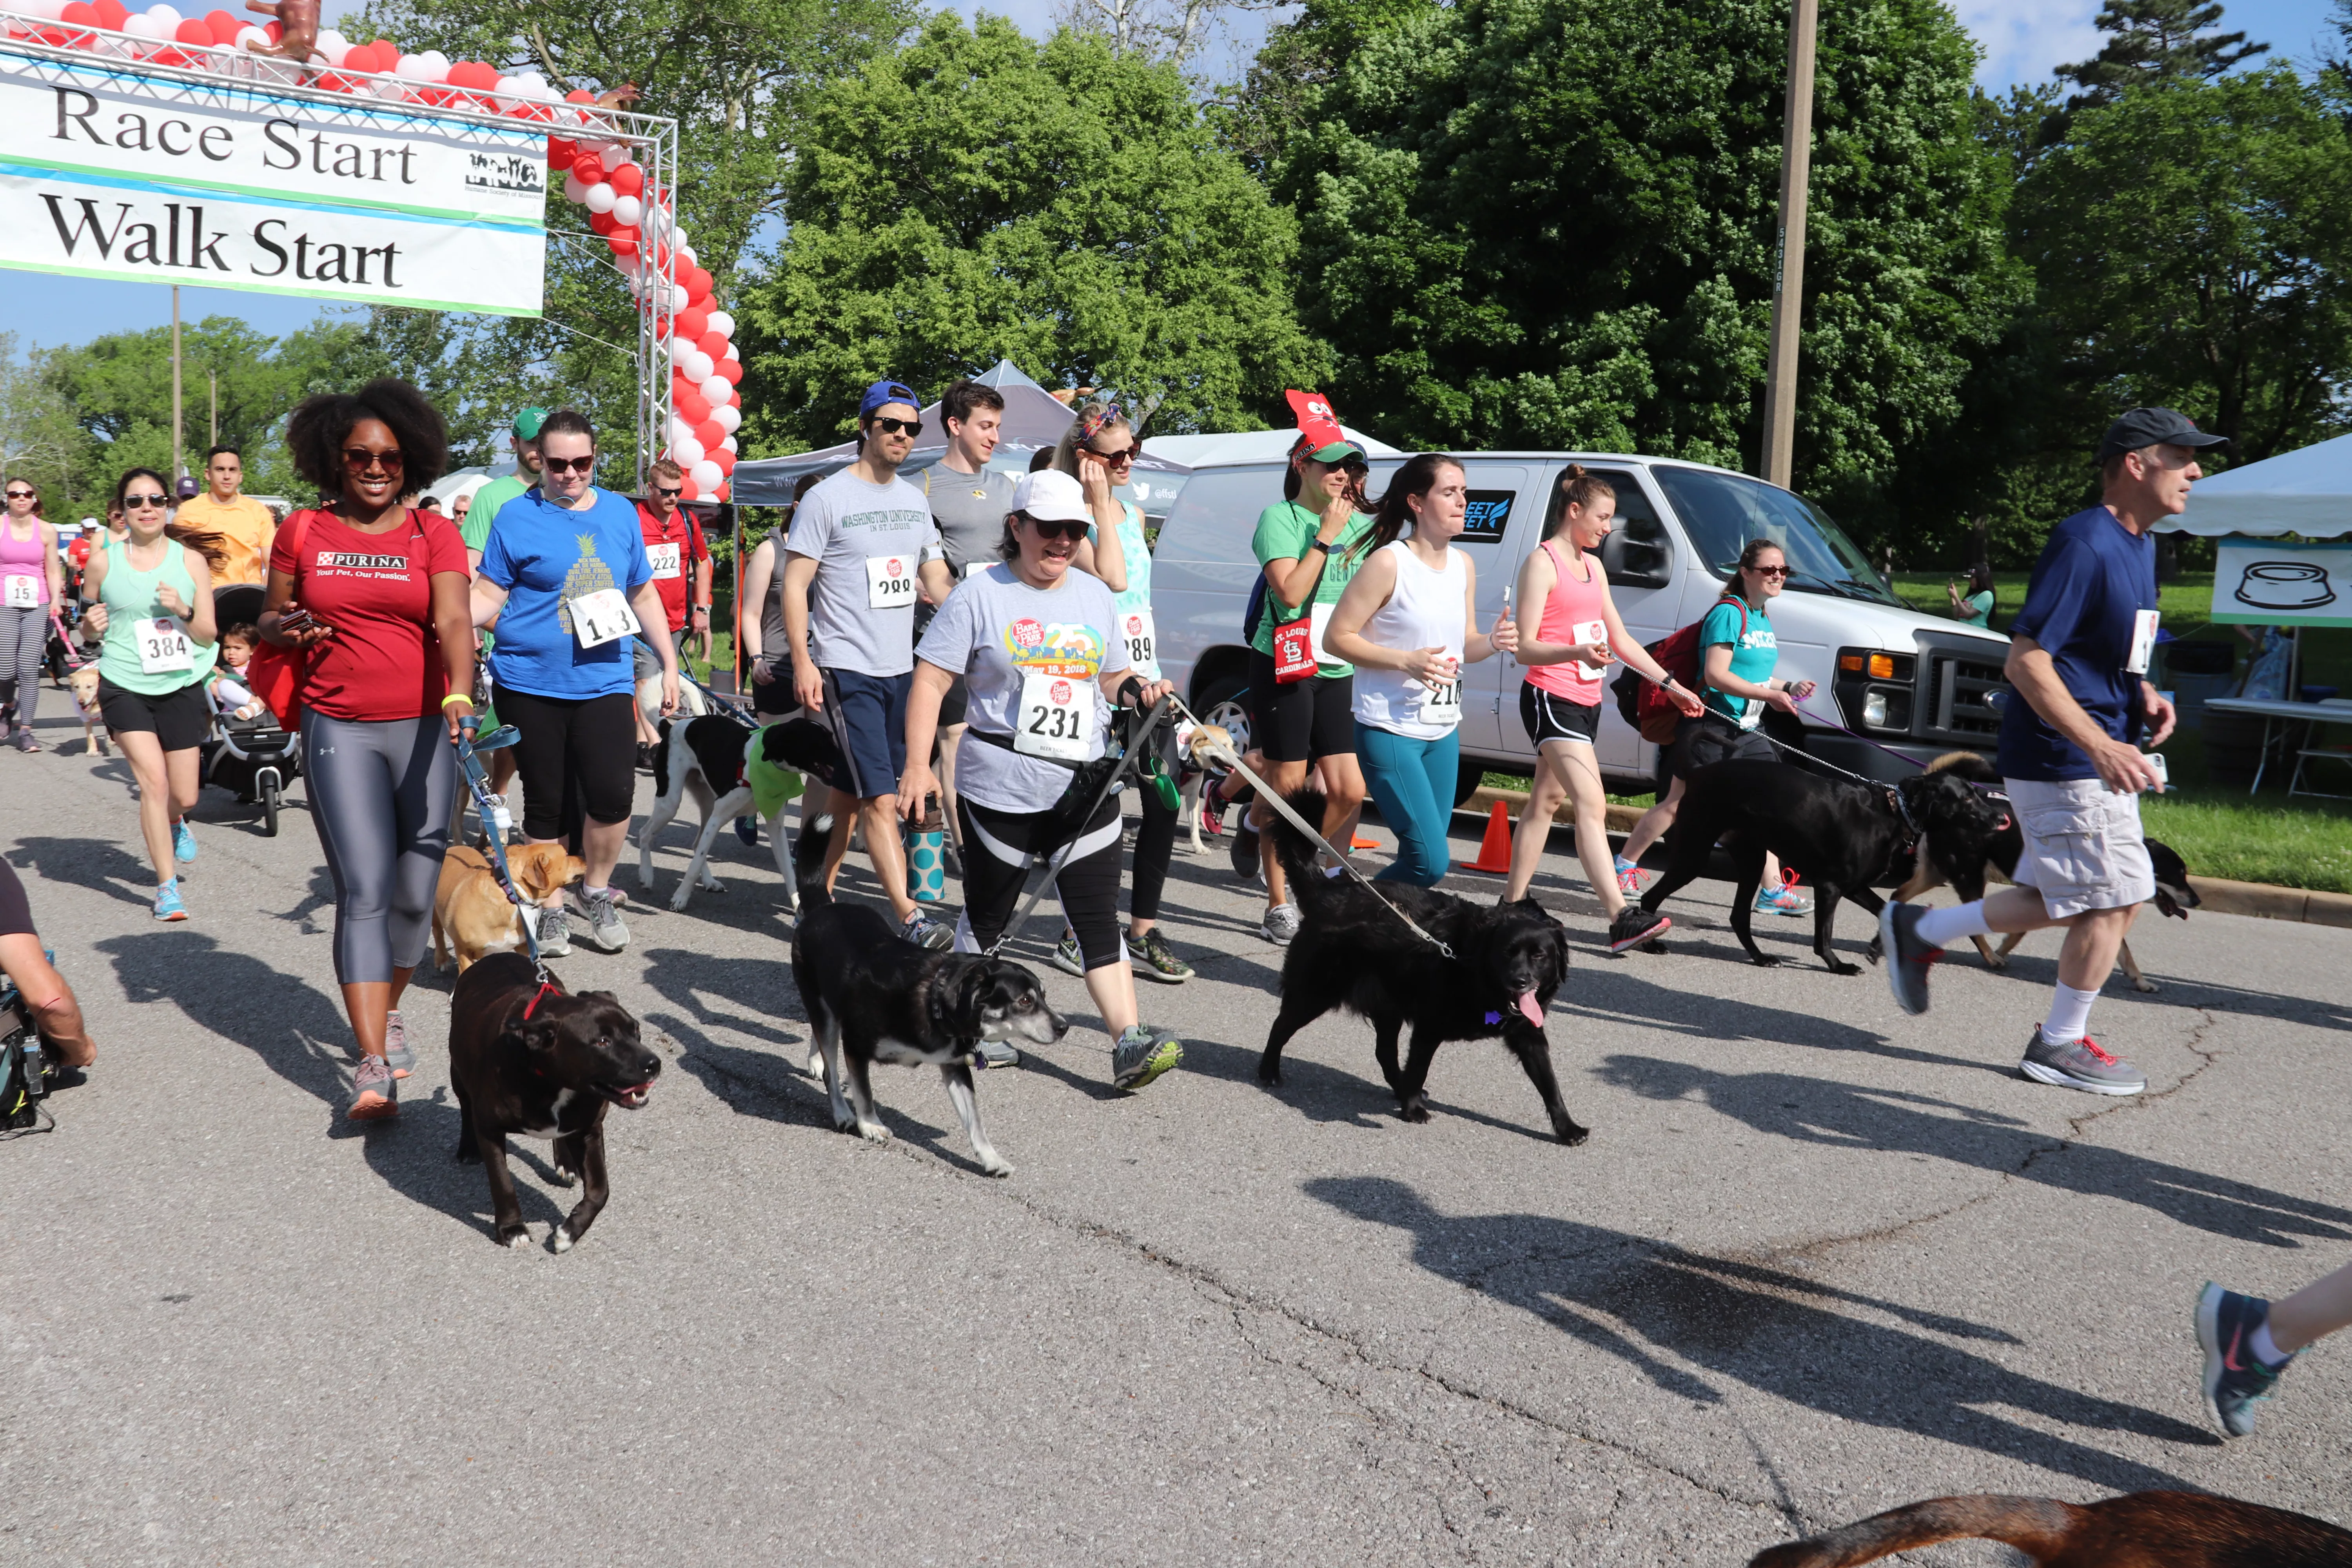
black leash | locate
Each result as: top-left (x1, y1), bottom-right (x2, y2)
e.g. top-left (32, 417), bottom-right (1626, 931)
top-left (456, 719), bottom-right (559, 1015)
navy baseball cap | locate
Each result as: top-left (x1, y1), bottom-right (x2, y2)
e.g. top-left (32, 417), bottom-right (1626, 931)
top-left (859, 379), bottom-right (920, 420)
top-left (2097, 407), bottom-right (2229, 464)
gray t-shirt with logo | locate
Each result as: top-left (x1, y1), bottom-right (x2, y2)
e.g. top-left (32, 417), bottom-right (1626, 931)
top-left (784, 467), bottom-right (943, 676)
top-left (923, 465), bottom-right (1018, 578)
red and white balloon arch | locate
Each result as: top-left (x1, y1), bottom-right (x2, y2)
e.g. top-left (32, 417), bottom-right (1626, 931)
top-left (2, 2), bottom-right (738, 501)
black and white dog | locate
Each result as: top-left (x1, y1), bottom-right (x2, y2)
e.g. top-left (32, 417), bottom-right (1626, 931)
top-left (788, 830), bottom-right (1065, 1176)
top-left (637, 714), bottom-right (840, 913)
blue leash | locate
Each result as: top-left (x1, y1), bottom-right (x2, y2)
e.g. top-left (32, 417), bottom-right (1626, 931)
top-left (455, 719), bottom-right (558, 1005)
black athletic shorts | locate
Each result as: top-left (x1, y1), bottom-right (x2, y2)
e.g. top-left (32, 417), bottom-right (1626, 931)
top-left (1246, 650), bottom-right (1355, 764)
top-left (96, 675), bottom-right (209, 751)
top-left (1520, 683), bottom-right (1601, 747)
top-left (499, 686), bottom-right (639, 838)
top-left (1670, 713), bottom-right (1778, 780)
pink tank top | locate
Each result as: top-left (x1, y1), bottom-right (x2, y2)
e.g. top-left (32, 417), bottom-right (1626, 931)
top-left (1525, 538), bottom-right (1610, 702)
top-left (0, 521), bottom-right (48, 607)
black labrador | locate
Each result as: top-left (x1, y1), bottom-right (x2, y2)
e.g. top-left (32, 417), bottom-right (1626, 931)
top-left (1633, 759), bottom-right (2013, 973)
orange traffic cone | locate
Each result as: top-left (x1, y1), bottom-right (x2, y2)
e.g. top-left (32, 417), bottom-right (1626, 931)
top-left (1350, 829), bottom-right (1380, 851)
top-left (1469, 801), bottom-right (1514, 874)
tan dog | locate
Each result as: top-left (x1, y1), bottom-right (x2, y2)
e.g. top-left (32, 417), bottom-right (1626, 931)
top-left (68, 667), bottom-right (105, 755)
top-left (1179, 722), bottom-right (1235, 854)
top-left (432, 842), bottom-right (583, 973)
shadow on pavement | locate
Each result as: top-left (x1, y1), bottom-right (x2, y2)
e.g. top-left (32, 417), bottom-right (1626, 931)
top-left (1596, 1054), bottom-right (2352, 1248)
top-left (11, 835), bottom-right (164, 909)
top-left (1307, 1174), bottom-right (2209, 1494)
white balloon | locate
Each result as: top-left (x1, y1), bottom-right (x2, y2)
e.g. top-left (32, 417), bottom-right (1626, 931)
top-left (145, 3), bottom-right (182, 21)
top-left (690, 459), bottom-right (723, 491)
top-left (121, 15), bottom-right (163, 38)
top-left (313, 26), bottom-right (345, 56)
top-left (677, 349), bottom-right (713, 384)
top-left (610, 194), bottom-right (641, 228)
top-left (20, 0), bottom-right (67, 19)
top-left (393, 52), bottom-right (435, 80)
top-left (234, 23), bottom-right (269, 48)
top-left (671, 436), bottom-right (704, 467)
top-left (667, 417), bottom-right (695, 447)
top-left (417, 49), bottom-right (449, 71)
top-left (562, 170), bottom-right (588, 203)
top-left (704, 310), bottom-right (735, 339)
top-left (699, 374), bottom-right (731, 408)
top-left (720, 432), bottom-right (739, 452)
top-left (714, 405), bottom-right (742, 435)
top-left (677, 245), bottom-right (698, 268)
top-left (584, 182), bottom-right (616, 214)
top-left (723, 342), bottom-right (739, 363)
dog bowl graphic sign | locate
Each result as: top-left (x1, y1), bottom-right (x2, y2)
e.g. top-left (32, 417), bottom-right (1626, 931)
top-left (2212, 538), bottom-right (2352, 627)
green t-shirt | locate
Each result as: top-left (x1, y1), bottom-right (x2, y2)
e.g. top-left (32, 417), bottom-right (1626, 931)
top-left (1958, 589), bottom-right (1993, 628)
top-left (465, 474), bottom-right (535, 555)
top-left (1699, 596), bottom-right (1776, 730)
top-left (1248, 500), bottom-right (1373, 678)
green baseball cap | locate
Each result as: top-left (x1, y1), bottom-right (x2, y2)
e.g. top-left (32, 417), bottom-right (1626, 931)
top-left (512, 407), bottom-right (550, 440)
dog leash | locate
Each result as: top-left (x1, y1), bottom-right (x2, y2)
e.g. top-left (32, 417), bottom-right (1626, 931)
top-left (986, 695), bottom-right (1176, 957)
top-left (456, 718), bottom-right (558, 1014)
top-left (1169, 695), bottom-right (1457, 962)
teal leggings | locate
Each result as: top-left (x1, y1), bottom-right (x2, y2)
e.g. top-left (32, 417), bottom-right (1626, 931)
top-left (1355, 722), bottom-right (1459, 886)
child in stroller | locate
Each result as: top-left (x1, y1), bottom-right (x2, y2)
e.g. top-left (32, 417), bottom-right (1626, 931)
top-left (199, 584), bottom-right (301, 835)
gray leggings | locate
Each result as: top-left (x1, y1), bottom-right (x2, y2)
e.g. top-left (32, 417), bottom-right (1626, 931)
top-left (0, 604), bottom-right (45, 731)
top-left (303, 711), bottom-right (457, 985)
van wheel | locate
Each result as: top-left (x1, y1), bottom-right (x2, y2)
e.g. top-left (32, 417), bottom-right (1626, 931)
top-left (1194, 675), bottom-right (1252, 759)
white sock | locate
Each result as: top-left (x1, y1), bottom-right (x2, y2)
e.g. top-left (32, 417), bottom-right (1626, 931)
top-left (2250, 1320), bottom-right (2293, 1367)
top-left (2042, 982), bottom-right (2100, 1044)
top-left (1912, 901), bottom-right (1993, 948)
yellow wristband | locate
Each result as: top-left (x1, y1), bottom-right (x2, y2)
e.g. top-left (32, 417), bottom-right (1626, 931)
top-left (441, 693), bottom-right (474, 710)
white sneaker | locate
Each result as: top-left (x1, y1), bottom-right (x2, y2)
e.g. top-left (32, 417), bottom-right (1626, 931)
top-left (1261, 903), bottom-right (1302, 946)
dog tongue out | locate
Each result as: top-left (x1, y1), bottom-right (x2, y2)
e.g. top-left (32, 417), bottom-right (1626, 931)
top-left (1513, 991), bottom-right (1544, 1027)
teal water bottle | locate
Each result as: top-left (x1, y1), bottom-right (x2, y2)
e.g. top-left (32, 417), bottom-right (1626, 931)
top-left (907, 793), bottom-right (947, 904)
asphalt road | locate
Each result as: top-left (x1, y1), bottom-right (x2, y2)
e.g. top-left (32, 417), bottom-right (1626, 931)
top-left (4, 733), bottom-right (2348, 1566)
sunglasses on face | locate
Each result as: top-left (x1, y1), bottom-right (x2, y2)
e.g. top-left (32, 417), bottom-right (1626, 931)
top-left (5, 489), bottom-right (34, 500)
top-left (123, 492), bottom-right (170, 508)
top-left (343, 448), bottom-right (403, 472)
top-left (1751, 564), bottom-right (1790, 577)
top-left (871, 416), bottom-right (922, 438)
top-left (1027, 517), bottom-right (1089, 541)
top-left (543, 454), bottom-right (595, 474)
top-left (1087, 445), bottom-right (1136, 468)
top-left (653, 485), bottom-right (683, 498)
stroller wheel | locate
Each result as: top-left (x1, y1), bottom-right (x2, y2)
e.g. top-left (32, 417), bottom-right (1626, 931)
top-left (260, 775), bottom-right (281, 837)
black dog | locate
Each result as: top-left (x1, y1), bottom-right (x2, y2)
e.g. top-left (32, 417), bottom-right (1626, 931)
top-left (1633, 759), bottom-right (2013, 973)
top-left (789, 833), bottom-right (1065, 1176)
top-left (448, 953), bottom-right (661, 1251)
top-left (1259, 787), bottom-right (1584, 1144)
top-left (1886, 750), bottom-right (2199, 990)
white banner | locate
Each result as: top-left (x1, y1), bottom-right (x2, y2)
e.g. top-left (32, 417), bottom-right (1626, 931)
top-left (0, 51), bottom-right (545, 313)
top-left (2212, 536), bottom-right (2352, 628)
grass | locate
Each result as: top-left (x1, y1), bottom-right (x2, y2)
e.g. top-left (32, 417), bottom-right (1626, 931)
top-left (2143, 789), bottom-right (2352, 893)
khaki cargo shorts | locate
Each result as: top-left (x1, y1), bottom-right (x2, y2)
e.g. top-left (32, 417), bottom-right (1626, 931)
top-left (2000, 775), bottom-right (2157, 920)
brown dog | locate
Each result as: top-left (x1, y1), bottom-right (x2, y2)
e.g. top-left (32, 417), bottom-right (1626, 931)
top-left (68, 667), bottom-right (105, 756)
top-left (432, 843), bottom-right (583, 973)
top-left (1749, 1489), bottom-right (2352, 1566)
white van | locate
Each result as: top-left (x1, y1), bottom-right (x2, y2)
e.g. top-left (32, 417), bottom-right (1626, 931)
top-left (1152, 452), bottom-right (2012, 800)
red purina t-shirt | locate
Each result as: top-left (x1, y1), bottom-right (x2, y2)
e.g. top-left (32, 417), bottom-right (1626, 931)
top-left (635, 501), bottom-right (709, 632)
top-left (270, 508), bottom-right (470, 722)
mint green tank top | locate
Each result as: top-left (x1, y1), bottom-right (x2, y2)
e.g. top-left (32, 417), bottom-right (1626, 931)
top-left (97, 533), bottom-right (217, 695)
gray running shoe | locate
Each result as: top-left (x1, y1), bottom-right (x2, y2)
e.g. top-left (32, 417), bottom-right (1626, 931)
top-left (1879, 902), bottom-right (1942, 1016)
top-left (1111, 1025), bottom-right (1183, 1091)
top-left (1050, 932), bottom-right (1087, 977)
top-left (2197, 1282), bottom-right (2294, 1437)
top-left (2018, 1027), bottom-right (2146, 1095)
top-left (973, 1038), bottom-right (1021, 1069)
top-left (1130, 927), bottom-right (1194, 984)
top-left (1261, 902), bottom-right (1302, 946)
top-left (535, 904), bottom-right (573, 958)
top-left (901, 911), bottom-right (955, 951)
top-left (579, 887), bottom-right (630, 953)
top-left (383, 1009), bottom-right (414, 1079)
top-left (347, 1053), bottom-right (397, 1120)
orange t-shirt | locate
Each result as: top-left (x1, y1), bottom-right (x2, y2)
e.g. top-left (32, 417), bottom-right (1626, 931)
top-left (173, 493), bottom-right (277, 584)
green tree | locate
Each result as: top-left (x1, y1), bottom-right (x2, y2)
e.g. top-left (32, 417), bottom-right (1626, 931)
top-left (0, 332), bottom-right (87, 512)
top-left (736, 16), bottom-right (1329, 452)
top-left (2055, 0), bottom-right (2266, 111)
top-left (1258, 0), bottom-right (2024, 549)
top-left (2011, 71), bottom-right (2352, 465)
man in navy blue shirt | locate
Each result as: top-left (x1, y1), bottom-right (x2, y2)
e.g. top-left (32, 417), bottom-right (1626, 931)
top-left (1881, 407), bottom-right (2220, 1094)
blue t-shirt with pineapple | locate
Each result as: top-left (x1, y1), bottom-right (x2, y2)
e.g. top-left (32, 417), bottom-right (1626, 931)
top-left (480, 487), bottom-right (653, 700)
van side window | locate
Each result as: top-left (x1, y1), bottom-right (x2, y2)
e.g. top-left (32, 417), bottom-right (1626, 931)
top-left (1542, 469), bottom-right (1671, 590)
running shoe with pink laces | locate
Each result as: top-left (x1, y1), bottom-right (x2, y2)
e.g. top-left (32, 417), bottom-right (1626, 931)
top-left (348, 1053), bottom-right (398, 1120)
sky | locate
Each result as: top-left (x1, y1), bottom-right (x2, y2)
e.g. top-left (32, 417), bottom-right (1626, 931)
top-left (0, 0), bottom-right (2338, 354)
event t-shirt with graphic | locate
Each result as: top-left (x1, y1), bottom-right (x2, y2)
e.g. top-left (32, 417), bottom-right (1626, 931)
top-left (923, 464), bottom-right (1018, 578)
top-left (634, 500), bottom-right (710, 632)
top-left (1247, 499), bottom-right (1371, 677)
top-left (269, 508), bottom-right (469, 722)
top-left (784, 467), bottom-right (942, 677)
top-left (478, 488), bottom-right (653, 701)
top-left (1998, 504), bottom-right (2160, 782)
top-left (915, 563), bottom-right (1130, 815)
top-left (1698, 597), bottom-right (1775, 729)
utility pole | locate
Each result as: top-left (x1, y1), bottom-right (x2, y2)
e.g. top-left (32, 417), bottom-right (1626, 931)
top-left (208, 367), bottom-right (218, 451)
top-left (171, 284), bottom-right (184, 483)
top-left (1759, 0), bottom-right (1819, 491)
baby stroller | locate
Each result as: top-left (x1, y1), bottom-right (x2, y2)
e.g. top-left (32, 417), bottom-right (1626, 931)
top-left (199, 584), bottom-right (301, 836)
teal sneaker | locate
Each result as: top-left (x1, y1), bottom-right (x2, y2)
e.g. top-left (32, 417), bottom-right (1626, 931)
top-left (152, 880), bottom-right (187, 922)
top-left (2197, 1282), bottom-right (2295, 1437)
top-left (1754, 882), bottom-right (1811, 916)
top-left (1110, 1025), bottom-right (1182, 1091)
top-left (172, 819), bottom-right (197, 864)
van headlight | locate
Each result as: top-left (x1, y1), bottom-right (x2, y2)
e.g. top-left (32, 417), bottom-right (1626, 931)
top-left (1862, 691), bottom-right (1889, 729)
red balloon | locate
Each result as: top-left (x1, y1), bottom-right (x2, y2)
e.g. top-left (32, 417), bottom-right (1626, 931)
top-left (564, 88), bottom-right (595, 103)
top-left (608, 163), bottom-right (644, 197)
top-left (92, 0), bottom-right (128, 27)
top-left (693, 419), bottom-right (724, 449)
top-left (203, 8), bottom-right (238, 41)
top-left (608, 233), bottom-right (638, 259)
top-left (681, 266), bottom-right (712, 302)
top-left (547, 139), bottom-right (574, 170)
top-left (571, 154), bottom-right (605, 187)
top-left (692, 329), bottom-right (725, 361)
top-left (173, 18), bottom-right (209, 43)
top-left (371, 37), bottom-right (396, 66)
top-left (673, 388), bottom-right (710, 426)
top-left (716, 357), bottom-right (744, 386)
top-left (713, 448), bottom-right (737, 476)
top-left (60, 2), bottom-right (99, 24)
top-left (588, 208), bottom-right (616, 234)
top-left (674, 305), bottom-right (709, 341)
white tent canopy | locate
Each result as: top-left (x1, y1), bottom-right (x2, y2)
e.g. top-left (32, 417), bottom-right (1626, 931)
top-left (1142, 427), bottom-right (1403, 468)
top-left (2162, 432), bottom-right (2352, 538)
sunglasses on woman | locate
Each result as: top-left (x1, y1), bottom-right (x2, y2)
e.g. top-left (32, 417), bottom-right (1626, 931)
top-left (1752, 564), bottom-right (1790, 577)
top-left (5, 488), bottom-right (34, 500)
top-left (871, 416), bottom-right (923, 437)
top-left (123, 492), bottom-right (171, 508)
top-left (1087, 445), bottom-right (1136, 468)
top-left (543, 454), bottom-right (596, 474)
top-left (343, 448), bottom-right (403, 472)
top-left (1026, 517), bottom-right (1090, 541)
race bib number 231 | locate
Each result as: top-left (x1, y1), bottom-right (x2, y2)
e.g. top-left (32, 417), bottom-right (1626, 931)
top-left (1014, 670), bottom-right (1090, 761)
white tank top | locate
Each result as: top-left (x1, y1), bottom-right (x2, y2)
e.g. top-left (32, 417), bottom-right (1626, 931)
top-left (1353, 536), bottom-right (1468, 739)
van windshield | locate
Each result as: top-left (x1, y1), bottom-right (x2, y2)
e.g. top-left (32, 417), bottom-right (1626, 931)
top-left (1650, 466), bottom-right (1898, 606)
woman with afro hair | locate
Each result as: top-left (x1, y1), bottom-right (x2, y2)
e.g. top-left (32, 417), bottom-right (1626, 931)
top-left (259, 378), bottom-right (474, 1121)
